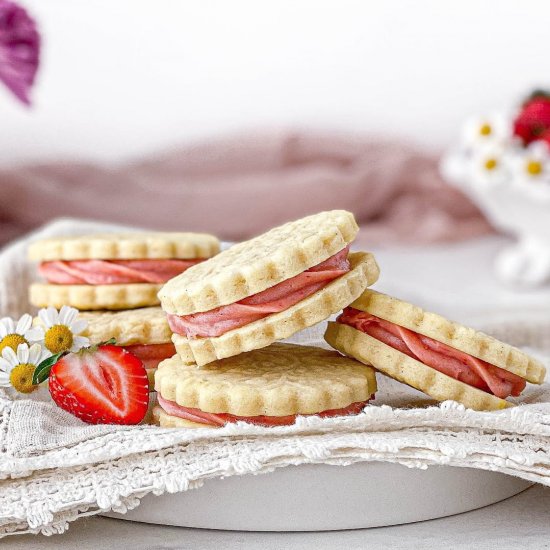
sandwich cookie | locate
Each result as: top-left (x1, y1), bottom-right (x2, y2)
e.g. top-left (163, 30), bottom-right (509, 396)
top-left (159, 210), bottom-right (379, 366)
top-left (153, 343), bottom-right (377, 428)
top-left (29, 232), bottom-right (220, 310)
top-left (324, 289), bottom-right (546, 411)
top-left (79, 307), bottom-right (174, 390)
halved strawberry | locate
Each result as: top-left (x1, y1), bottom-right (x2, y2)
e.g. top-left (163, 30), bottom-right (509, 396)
top-left (49, 344), bottom-right (149, 425)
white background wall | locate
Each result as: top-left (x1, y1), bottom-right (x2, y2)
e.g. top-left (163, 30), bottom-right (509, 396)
top-left (1, 0), bottom-right (548, 165)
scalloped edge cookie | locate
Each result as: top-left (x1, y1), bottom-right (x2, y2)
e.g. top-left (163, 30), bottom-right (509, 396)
top-left (349, 290), bottom-right (546, 384)
top-left (29, 283), bottom-right (162, 310)
top-left (172, 252), bottom-right (379, 366)
top-left (155, 342), bottom-right (377, 417)
top-left (159, 210), bottom-right (359, 315)
top-left (79, 307), bottom-right (171, 345)
top-left (153, 406), bottom-right (212, 428)
top-left (324, 322), bottom-right (512, 412)
top-left (28, 232), bottom-right (220, 261)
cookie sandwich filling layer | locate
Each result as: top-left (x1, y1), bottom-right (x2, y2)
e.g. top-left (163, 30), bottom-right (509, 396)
top-left (39, 259), bottom-right (204, 285)
top-left (156, 394), bottom-right (373, 427)
top-left (338, 308), bottom-right (526, 399)
top-left (167, 246), bottom-right (351, 338)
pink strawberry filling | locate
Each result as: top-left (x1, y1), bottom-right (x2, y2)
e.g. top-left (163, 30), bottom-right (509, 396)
top-left (338, 308), bottom-right (526, 399)
top-left (39, 259), bottom-right (204, 285)
top-left (157, 394), bottom-right (371, 427)
top-left (123, 343), bottom-right (176, 370)
top-left (167, 246), bottom-right (351, 338)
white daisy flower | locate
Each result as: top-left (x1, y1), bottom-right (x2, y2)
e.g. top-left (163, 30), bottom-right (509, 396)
top-left (0, 343), bottom-right (51, 394)
top-left (461, 113), bottom-right (510, 149)
top-left (29, 306), bottom-right (90, 354)
top-left (510, 141), bottom-right (550, 187)
top-left (469, 144), bottom-right (510, 186)
top-left (0, 314), bottom-right (40, 355)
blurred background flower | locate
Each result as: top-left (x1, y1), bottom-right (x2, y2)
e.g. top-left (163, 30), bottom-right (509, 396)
top-left (461, 114), bottom-right (509, 150)
top-left (0, 0), bottom-right (39, 105)
top-left (511, 141), bottom-right (550, 187)
top-left (469, 144), bottom-right (510, 187)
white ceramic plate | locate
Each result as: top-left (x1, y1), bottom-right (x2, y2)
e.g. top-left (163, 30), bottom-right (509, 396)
top-left (105, 462), bottom-right (531, 531)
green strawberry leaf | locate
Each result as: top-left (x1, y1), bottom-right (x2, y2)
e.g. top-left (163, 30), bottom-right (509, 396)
top-left (100, 337), bottom-right (117, 346)
top-left (525, 89), bottom-right (550, 105)
top-left (32, 352), bottom-right (64, 385)
top-left (80, 337), bottom-right (117, 355)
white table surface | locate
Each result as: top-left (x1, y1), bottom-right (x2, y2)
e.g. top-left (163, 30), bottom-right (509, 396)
top-left (371, 236), bottom-right (550, 323)
top-left (10, 486), bottom-right (550, 549)
top-left (10, 236), bottom-right (550, 548)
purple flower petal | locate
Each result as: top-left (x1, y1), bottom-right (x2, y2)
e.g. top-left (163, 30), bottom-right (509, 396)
top-left (0, 0), bottom-right (39, 105)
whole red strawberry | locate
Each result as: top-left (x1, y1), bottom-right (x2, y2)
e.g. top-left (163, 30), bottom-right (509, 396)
top-left (49, 344), bottom-right (149, 425)
top-left (513, 92), bottom-right (550, 145)
top-left (538, 129), bottom-right (550, 148)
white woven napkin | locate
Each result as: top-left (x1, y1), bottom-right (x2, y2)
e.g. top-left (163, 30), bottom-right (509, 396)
top-left (0, 218), bottom-right (549, 538)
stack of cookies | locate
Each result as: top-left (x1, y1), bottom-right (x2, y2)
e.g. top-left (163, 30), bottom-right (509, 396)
top-left (154, 209), bottom-right (546, 427)
top-left (28, 232), bottom-right (220, 384)
top-left (154, 210), bottom-right (380, 427)
top-left (28, 212), bottom-right (547, 425)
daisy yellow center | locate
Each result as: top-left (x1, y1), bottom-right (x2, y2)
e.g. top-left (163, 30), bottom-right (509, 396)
top-left (44, 324), bottom-right (73, 354)
top-left (0, 334), bottom-right (27, 354)
top-left (484, 158), bottom-right (498, 171)
top-left (9, 363), bottom-right (37, 394)
top-left (526, 160), bottom-right (542, 176)
top-left (479, 124), bottom-right (492, 136)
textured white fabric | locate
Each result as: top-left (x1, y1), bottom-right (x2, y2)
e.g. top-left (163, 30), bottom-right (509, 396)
top-left (0, 219), bottom-right (549, 538)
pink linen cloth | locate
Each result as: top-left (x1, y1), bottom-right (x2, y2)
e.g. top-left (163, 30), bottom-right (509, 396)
top-left (0, 131), bottom-right (492, 247)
